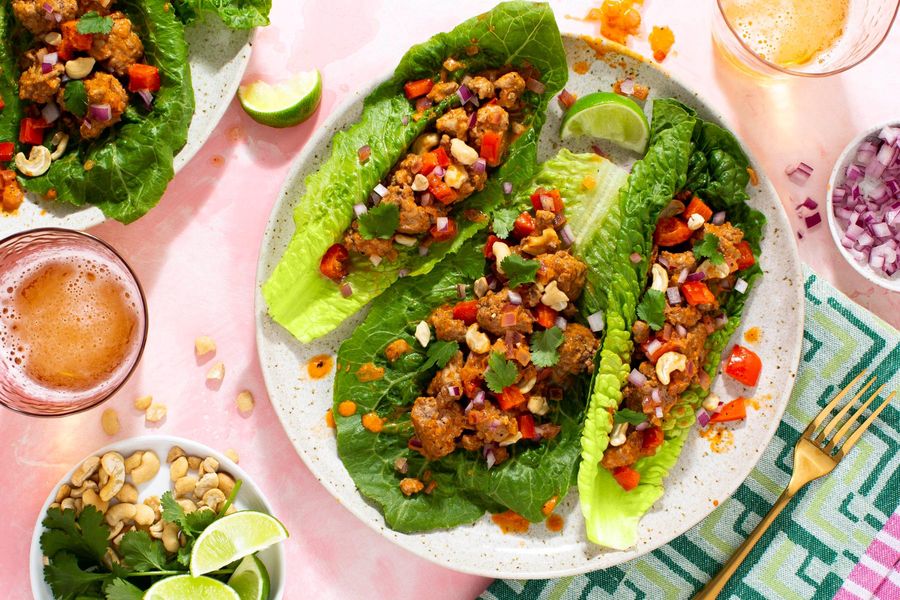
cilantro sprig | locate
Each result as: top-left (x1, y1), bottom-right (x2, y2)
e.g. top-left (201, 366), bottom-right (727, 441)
top-left (636, 289), bottom-right (666, 331)
top-left (614, 408), bottom-right (648, 425)
top-left (422, 340), bottom-right (459, 370)
top-left (484, 351), bottom-right (519, 392)
top-left (531, 326), bottom-right (563, 368)
top-left (76, 11), bottom-right (114, 34)
top-left (358, 203), bottom-right (399, 240)
top-left (491, 207), bottom-right (519, 239)
top-left (500, 254), bottom-right (539, 288)
top-left (693, 233), bottom-right (725, 265)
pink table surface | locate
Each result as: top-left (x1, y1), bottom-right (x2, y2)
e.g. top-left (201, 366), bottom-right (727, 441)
top-left (3, 1), bottom-right (899, 598)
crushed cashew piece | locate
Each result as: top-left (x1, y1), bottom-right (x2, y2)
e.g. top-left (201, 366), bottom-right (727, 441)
top-left (195, 335), bottom-right (216, 357)
top-left (133, 395), bottom-right (152, 411)
top-left (224, 449), bottom-right (240, 464)
top-left (145, 402), bottom-right (167, 423)
top-left (206, 362), bottom-right (225, 382)
top-left (236, 390), bottom-right (255, 414)
top-left (100, 409), bottom-right (120, 436)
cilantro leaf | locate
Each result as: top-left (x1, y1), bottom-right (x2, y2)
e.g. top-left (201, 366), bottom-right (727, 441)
top-left (44, 551), bottom-right (109, 599)
top-left (184, 508), bottom-right (217, 534)
top-left (500, 254), bottom-right (539, 288)
top-left (491, 207), bottom-right (519, 239)
top-left (119, 531), bottom-right (167, 572)
top-left (693, 233), bottom-right (724, 265)
top-left (76, 11), bottom-right (114, 34)
top-left (614, 408), bottom-right (648, 425)
top-left (63, 81), bottom-right (88, 118)
top-left (41, 506), bottom-right (109, 563)
top-left (357, 202), bottom-right (399, 240)
top-left (636, 289), bottom-right (666, 331)
top-left (105, 577), bottom-right (144, 600)
top-left (484, 352), bottom-right (519, 393)
top-left (161, 491), bottom-right (215, 539)
top-left (531, 326), bottom-right (563, 368)
top-left (423, 340), bottom-right (459, 370)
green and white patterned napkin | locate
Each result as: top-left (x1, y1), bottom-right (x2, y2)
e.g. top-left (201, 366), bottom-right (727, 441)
top-left (483, 267), bottom-right (899, 600)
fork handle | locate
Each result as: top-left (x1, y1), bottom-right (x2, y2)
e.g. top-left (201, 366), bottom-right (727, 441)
top-left (694, 490), bottom-right (794, 599)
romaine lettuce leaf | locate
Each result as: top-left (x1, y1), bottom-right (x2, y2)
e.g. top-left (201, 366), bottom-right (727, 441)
top-left (170, 0), bottom-right (271, 29)
top-left (261, 1), bottom-right (567, 343)
top-left (0, 5), bottom-right (21, 153)
top-left (334, 151), bottom-right (627, 532)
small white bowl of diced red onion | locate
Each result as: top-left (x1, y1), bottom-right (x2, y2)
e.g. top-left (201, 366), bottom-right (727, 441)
top-left (826, 121), bottom-right (900, 291)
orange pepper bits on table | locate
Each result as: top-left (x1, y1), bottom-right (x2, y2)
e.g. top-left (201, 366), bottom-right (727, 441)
top-left (649, 26), bottom-right (675, 62)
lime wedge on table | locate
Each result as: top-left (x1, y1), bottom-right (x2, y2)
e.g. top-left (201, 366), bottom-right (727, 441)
top-left (144, 574), bottom-right (240, 600)
top-left (238, 69), bottom-right (322, 128)
top-left (560, 92), bottom-right (650, 153)
top-left (227, 555), bottom-right (271, 600)
top-left (190, 511), bottom-right (289, 577)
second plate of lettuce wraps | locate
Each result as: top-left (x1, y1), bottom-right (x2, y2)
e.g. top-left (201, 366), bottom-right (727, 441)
top-left (256, 8), bottom-right (803, 579)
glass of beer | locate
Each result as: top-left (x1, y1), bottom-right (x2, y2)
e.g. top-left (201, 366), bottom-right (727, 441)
top-left (0, 229), bottom-right (148, 416)
top-left (714, 0), bottom-right (899, 77)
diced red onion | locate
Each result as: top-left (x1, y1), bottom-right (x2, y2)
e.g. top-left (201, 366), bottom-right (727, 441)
top-left (457, 84), bottom-right (473, 105)
top-left (358, 145), bottom-right (371, 163)
top-left (456, 283), bottom-right (467, 299)
top-left (657, 255), bottom-right (669, 268)
top-left (712, 211), bottom-right (726, 225)
top-left (558, 89), bottom-right (576, 109)
top-left (697, 409), bottom-right (711, 427)
top-left (398, 269), bottom-right (410, 278)
top-left (715, 314), bottom-right (728, 328)
top-left (420, 192), bottom-right (432, 206)
top-left (846, 163), bottom-right (865, 182)
top-left (635, 420), bottom-right (650, 431)
top-left (446, 385), bottom-right (461, 397)
top-left (502, 182), bottom-right (513, 195)
top-left (879, 126), bottom-right (900, 145)
top-left (501, 311), bottom-right (517, 328)
top-left (555, 315), bottom-right (567, 330)
top-left (587, 310), bottom-right (604, 332)
top-left (373, 183), bottom-right (388, 197)
top-left (485, 448), bottom-right (497, 469)
top-left (645, 339), bottom-right (662, 357)
top-left (675, 324), bottom-right (687, 337)
top-left (353, 203), bottom-right (368, 217)
top-left (41, 102), bottom-right (60, 124)
top-left (785, 161), bottom-right (814, 185)
top-left (401, 115), bottom-right (409, 126)
top-left (798, 197), bottom-right (818, 210)
top-left (734, 278), bottom-right (748, 293)
top-left (433, 166), bottom-right (445, 178)
top-left (833, 187), bottom-right (847, 203)
top-left (415, 97), bottom-right (432, 112)
top-left (560, 224), bottom-right (575, 246)
top-left (685, 271), bottom-right (706, 282)
top-left (468, 111), bottom-right (478, 129)
top-left (89, 104), bottom-right (112, 122)
top-left (418, 245), bottom-right (429, 256)
top-left (655, 406), bottom-right (664, 418)
top-left (630, 252), bottom-right (642, 264)
top-left (473, 158), bottom-right (486, 174)
top-left (856, 141), bottom-right (878, 165)
top-left (872, 222), bottom-right (891, 238)
top-left (628, 368), bottom-right (647, 387)
top-left (525, 78), bottom-right (546, 94)
top-left (436, 216), bottom-right (449, 232)
top-left (507, 290), bottom-right (522, 305)
top-left (677, 268), bottom-right (688, 284)
top-left (369, 255), bottom-right (382, 267)
top-left (620, 78), bottom-right (635, 95)
top-left (805, 212), bottom-right (822, 229)
top-left (540, 195), bottom-right (555, 211)
top-left (473, 390), bottom-right (485, 409)
top-left (41, 52), bottom-right (57, 73)
top-left (340, 283), bottom-right (353, 297)
top-left (666, 286), bottom-right (682, 305)
top-left (651, 388), bottom-right (661, 404)
top-left (136, 89), bottom-right (154, 108)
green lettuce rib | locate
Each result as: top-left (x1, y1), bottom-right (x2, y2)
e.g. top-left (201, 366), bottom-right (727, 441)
top-left (262, 1), bottom-right (567, 343)
top-left (334, 151), bottom-right (627, 532)
top-left (578, 98), bottom-right (765, 549)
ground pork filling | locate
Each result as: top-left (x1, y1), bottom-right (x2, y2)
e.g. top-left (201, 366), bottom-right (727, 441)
top-left (600, 195), bottom-right (751, 478)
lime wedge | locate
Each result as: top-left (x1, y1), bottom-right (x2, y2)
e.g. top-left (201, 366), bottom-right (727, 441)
top-left (227, 555), bottom-right (270, 600)
top-left (238, 69), bottom-right (322, 128)
top-left (190, 511), bottom-right (288, 577)
top-left (560, 92), bottom-right (650, 153)
top-left (144, 574), bottom-right (240, 600)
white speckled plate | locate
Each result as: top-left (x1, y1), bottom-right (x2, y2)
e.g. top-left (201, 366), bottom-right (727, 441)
top-left (0, 19), bottom-right (252, 236)
top-left (254, 35), bottom-right (804, 578)
top-left (29, 435), bottom-right (285, 599)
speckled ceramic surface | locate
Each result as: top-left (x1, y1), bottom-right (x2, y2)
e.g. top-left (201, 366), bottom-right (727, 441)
top-left (0, 20), bottom-right (252, 236)
top-left (29, 435), bottom-right (285, 600)
top-left (254, 36), bottom-right (804, 579)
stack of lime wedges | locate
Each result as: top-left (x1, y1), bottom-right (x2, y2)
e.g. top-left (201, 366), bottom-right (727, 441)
top-left (145, 512), bottom-right (288, 600)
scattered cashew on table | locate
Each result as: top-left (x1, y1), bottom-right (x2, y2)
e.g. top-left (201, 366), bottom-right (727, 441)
top-left (48, 446), bottom-right (238, 566)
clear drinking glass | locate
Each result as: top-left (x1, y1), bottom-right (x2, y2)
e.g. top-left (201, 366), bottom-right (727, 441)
top-left (714, 0), bottom-right (899, 77)
top-left (0, 229), bottom-right (148, 416)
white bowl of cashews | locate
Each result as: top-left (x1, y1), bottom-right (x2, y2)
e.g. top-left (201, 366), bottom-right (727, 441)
top-left (29, 434), bottom-right (285, 599)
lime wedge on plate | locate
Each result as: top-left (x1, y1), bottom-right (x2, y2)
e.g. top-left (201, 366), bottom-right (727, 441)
top-left (238, 69), bottom-right (322, 128)
top-left (144, 574), bottom-right (240, 600)
top-left (560, 92), bottom-right (650, 153)
top-left (190, 511), bottom-right (288, 577)
top-left (227, 555), bottom-right (270, 600)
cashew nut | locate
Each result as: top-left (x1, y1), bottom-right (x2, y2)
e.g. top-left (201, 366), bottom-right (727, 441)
top-left (540, 280), bottom-right (570, 311)
top-left (687, 212), bottom-right (705, 231)
top-left (609, 423), bottom-right (628, 447)
top-left (186, 456), bottom-right (202, 471)
top-left (124, 452), bottom-right (143, 473)
top-left (169, 456), bottom-right (188, 481)
top-left (499, 431), bottom-right (523, 447)
top-left (411, 173), bottom-right (429, 192)
top-left (492, 242), bottom-right (511, 272)
top-left (517, 375), bottom-right (537, 394)
top-left (702, 393), bottom-right (721, 412)
top-left (194, 473), bottom-right (219, 499)
top-left (217, 473), bottom-right (235, 497)
top-left (99, 453), bottom-right (126, 502)
top-left (449, 138), bottom-right (479, 165)
top-left (174, 475), bottom-right (197, 498)
top-left (473, 276), bottom-right (489, 298)
top-left (49, 503), bottom-right (60, 511)
top-left (198, 457), bottom-right (219, 476)
top-left (71, 456), bottom-right (100, 487)
top-left (133, 504), bottom-right (155, 527)
top-left (107, 521), bottom-right (124, 540)
top-left (414, 321), bottom-right (431, 347)
top-left (527, 395), bottom-right (549, 416)
top-left (130, 451), bottom-right (160, 485)
top-left (103, 547), bottom-right (121, 569)
top-left (166, 446), bottom-right (186, 464)
top-left (60, 498), bottom-right (77, 512)
top-left (162, 523), bottom-right (180, 553)
top-left (698, 259), bottom-right (730, 280)
top-left (55, 484), bottom-right (72, 503)
top-left (64, 57), bottom-right (95, 80)
top-left (650, 263), bottom-right (669, 293)
top-left (82, 489), bottom-right (108, 514)
top-left (201, 488), bottom-right (226, 512)
top-left (149, 520), bottom-right (165, 540)
top-left (656, 351), bottom-right (687, 385)
top-left (49, 132), bottom-right (69, 160)
top-left (69, 480), bottom-right (98, 499)
top-left (176, 499), bottom-right (197, 514)
top-left (443, 164), bottom-right (468, 189)
top-left (411, 132), bottom-right (439, 154)
top-left (43, 32), bottom-right (62, 46)
top-left (144, 496), bottom-right (161, 521)
top-left (116, 483), bottom-right (138, 504)
top-left (105, 503), bottom-right (137, 527)
top-left (464, 324), bottom-right (490, 354)
top-left (521, 228), bottom-right (560, 256)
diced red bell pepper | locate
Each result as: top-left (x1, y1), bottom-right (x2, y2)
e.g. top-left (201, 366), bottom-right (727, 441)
top-left (319, 243), bottom-right (349, 281)
top-left (497, 386), bottom-right (526, 411)
top-left (57, 39), bottom-right (75, 61)
top-left (404, 78), bottom-right (434, 100)
top-left (723, 345), bottom-right (762, 387)
top-left (429, 217), bottom-right (457, 241)
top-left (61, 20), bottom-right (93, 52)
top-left (0, 95), bottom-right (5, 111)
top-left (462, 377), bottom-right (482, 399)
top-left (645, 340), bottom-right (678, 363)
top-left (518, 414), bottom-right (536, 440)
top-left (512, 211), bottom-right (535, 238)
top-left (683, 196), bottom-right (713, 222)
top-left (612, 466), bottom-right (641, 491)
top-left (484, 234), bottom-right (500, 259)
top-left (709, 397), bottom-right (747, 423)
top-left (534, 304), bottom-right (557, 329)
top-left (19, 118), bottom-right (48, 145)
top-left (641, 426), bottom-right (664, 451)
top-left (128, 64), bottom-right (161, 93)
top-left (427, 173), bottom-right (457, 205)
top-left (681, 281), bottom-right (716, 306)
top-left (480, 130), bottom-right (502, 165)
top-left (0, 170), bottom-right (15, 185)
top-left (419, 147), bottom-right (450, 176)
top-left (452, 300), bottom-right (478, 325)
top-left (736, 241), bottom-right (755, 270)
top-left (433, 146), bottom-right (450, 168)
top-left (530, 187), bottom-right (564, 212)
top-left (654, 217), bottom-right (693, 246)
top-left (0, 142), bottom-right (14, 162)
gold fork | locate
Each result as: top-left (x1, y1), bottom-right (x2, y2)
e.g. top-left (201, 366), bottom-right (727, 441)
top-left (695, 371), bottom-right (895, 600)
